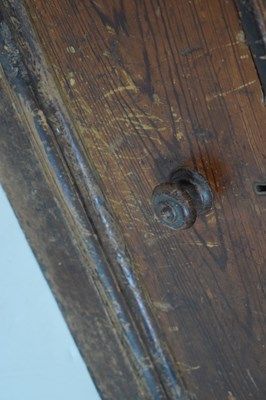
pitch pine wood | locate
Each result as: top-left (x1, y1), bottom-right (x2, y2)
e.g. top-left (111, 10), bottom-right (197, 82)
top-left (26, 1), bottom-right (266, 398)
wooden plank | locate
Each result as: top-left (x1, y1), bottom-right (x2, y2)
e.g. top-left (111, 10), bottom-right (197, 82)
top-left (0, 4), bottom-right (188, 400)
top-left (1, 0), bottom-right (266, 399)
top-left (0, 67), bottom-right (145, 400)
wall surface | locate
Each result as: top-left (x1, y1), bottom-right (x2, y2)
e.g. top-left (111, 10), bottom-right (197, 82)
top-left (0, 185), bottom-right (100, 400)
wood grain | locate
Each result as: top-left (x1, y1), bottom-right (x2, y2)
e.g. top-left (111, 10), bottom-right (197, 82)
top-left (4, 0), bottom-right (266, 399)
top-left (0, 4), bottom-right (187, 398)
top-left (0, 61), bottom-right (146, 400)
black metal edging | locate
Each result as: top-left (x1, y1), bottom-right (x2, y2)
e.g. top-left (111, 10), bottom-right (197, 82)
top-left (235, 0), bottom-right (266, 104)
top-left (0, 2), bottom-right (190, 399)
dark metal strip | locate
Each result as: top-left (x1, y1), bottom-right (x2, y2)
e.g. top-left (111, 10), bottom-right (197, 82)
top-left (235, 0), bottom-right (266, 104)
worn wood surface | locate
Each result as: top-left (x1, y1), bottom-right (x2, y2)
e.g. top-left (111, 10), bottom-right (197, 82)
top-left (0, 65), bottom-right (146, 400)
top-left (1, 0), bottom-right (266, 399)
top-left (0, 3), bottom-right (188, 398)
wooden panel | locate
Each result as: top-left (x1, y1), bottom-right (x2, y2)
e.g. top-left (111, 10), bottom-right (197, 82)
top-left (0, 65), bottom-right (144, 400)
top-left (2, 0), bottom-right (266, 399)
top-left (25, 1), bottom-right (266, 399)
top-left (0, 5), bottom-right (186, 398)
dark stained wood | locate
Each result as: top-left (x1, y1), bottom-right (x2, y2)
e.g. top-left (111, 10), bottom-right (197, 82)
top-left (0, 60), bottom-right (145, 400)
top-left (0, 4), bottom-right (187, 399)
top-left (0, 4), bottom-right (188, 399)
top-left (1, 0), bottom-right (266, 399)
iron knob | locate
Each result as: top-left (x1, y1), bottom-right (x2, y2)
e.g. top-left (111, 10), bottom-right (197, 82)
top-left (152, 168), bottom-right (213, 230)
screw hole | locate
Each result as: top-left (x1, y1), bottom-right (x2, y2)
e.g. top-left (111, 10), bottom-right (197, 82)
top-left (254, 182), bottom-right (266, 195)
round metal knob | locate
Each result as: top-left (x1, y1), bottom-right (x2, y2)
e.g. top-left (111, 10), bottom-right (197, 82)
top-left (152, 168), bottom-right (213, 230)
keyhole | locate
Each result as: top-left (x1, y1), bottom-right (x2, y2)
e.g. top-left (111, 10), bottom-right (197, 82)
top-left (254, 182), bottom-right (266, 196)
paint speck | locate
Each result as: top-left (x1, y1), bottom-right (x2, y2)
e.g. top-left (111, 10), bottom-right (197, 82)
top-left (240, 54), bottom-right (249, 60)
top-left (227, 391), bottom-right (237, 400)
top-left (106, 25), bottom-right (115, 34)
top-left (153, 301), bottom-right (173, 313)
top-left (66, 46), bottom-right (76, 54)
top-left (175, 130), bottom-right (184, 141)
top-left (206, 288), bottom-right (214, 300)
top-left (236, 30), bottom-right (245, 44)
top-left (169, 326), bottom-right (179, 333)
top-left (69, 78), bottom-right (76, 87)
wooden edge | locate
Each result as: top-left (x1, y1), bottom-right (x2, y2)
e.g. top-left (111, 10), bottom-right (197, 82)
top-left (0, 63), bottom-right (147, 400)
top-left (0, 2), bottom-right (191, 399)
